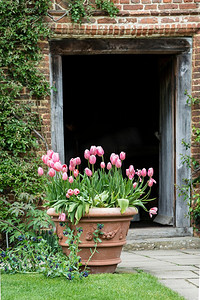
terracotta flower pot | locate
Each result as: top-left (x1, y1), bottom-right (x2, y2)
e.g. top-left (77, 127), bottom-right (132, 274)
top-left (47, 207), bottom-right (137, 274)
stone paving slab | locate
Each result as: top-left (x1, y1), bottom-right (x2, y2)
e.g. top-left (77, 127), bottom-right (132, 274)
top-left (117, 249), bottom-right (200, 300)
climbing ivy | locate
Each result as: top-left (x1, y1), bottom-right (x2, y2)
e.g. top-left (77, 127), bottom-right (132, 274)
top-left (0, 1), bottom-right (51, 212)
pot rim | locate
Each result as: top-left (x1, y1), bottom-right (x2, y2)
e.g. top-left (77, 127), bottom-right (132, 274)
top-left (47, 207), bottom-right (138, 218)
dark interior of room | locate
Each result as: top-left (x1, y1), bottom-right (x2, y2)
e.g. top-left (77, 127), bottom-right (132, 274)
top-left (62, 54), bottom-right (161, 222)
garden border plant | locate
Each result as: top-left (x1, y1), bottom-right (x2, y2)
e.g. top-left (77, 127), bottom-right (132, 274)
top-left (177, 92), bottom-right (200, 234)
top-left (0, 0), bottom-right (52, 243)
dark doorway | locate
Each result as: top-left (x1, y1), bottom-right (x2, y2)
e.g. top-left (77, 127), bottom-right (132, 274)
top-left (62, 54), bottom-right (161, 221)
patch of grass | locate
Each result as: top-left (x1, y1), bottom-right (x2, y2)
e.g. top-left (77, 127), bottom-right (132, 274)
top-left (1, 272), bottom-right (185, 300)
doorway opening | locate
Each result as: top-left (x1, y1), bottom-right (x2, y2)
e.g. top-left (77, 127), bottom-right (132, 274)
top-left (62, 54), bottom-right (167, 223)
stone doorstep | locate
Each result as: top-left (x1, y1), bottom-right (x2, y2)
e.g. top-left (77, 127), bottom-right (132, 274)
top-left (127, 227), bottom-right (194, 240)
top-left (123, 237), bottom-right (200, 251)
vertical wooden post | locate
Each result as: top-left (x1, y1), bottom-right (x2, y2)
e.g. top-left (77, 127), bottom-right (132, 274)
top-left (175, 45), bottom-right (192, 228)
top-left (50, 54), bottom-right (65, 163)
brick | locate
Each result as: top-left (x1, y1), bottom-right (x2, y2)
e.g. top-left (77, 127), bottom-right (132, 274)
top-left (139, 17), bottom-right (158, 23)
top-left (179, 3), bottom-right (198, 8)
top-left (158, 4), bottom-right (178, 8)
top-left (123, 4), bottom-right (143, 9)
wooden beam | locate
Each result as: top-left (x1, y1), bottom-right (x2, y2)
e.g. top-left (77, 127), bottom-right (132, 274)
top-left (49, 38), bottom-right (191, 55)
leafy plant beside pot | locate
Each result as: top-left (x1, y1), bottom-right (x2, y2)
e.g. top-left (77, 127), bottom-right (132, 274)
top-left (38, 146), bottom-right (157, 273)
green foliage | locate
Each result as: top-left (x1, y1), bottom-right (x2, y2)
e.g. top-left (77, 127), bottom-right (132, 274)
top-left (0, 231), bottom-right (86, 280)
top-left (0, 194), bottom-right (53, 243)
top-left (95, 0), bottom-right (119, 18)
top-left (0, 0), bottom-right (51, 241)
top-left (178, 92), bottom-right (200, 230)
top-left (55, 0), bottom-right (119, 24)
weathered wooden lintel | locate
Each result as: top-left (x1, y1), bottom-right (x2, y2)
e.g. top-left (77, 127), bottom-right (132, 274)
top-left (49, 38), bottom-right (191, 56)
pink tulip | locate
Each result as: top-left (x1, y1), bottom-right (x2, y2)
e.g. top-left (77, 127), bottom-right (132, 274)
top-left (120, 151), bottom-right (126, 161)
top-left (148, 168), bottom-right (154, 178)
top-left (90, 146), bottom-right (97, 155)
top-left (66, 193), bottom-right (70, 198)
top-left (107, 162), bottom-right (112, 170)
top-left (42, 155), bottom-right (49, 165)
top-left (62, 172), bottom-right (68, 180)
top-left (38, 167), bottom-right (43, 176)
top-left (47, 159), bottom-right (51, 167)
top-left (133, 182), bottom-right (137, 189)
top-left (47, 150), bottom-right (54, 158)
top-left (50, 161), bottom-right (54, 168)
top-left (148, 178), bottom-right (156, 187)
top-left (100, 162), bottom-right (105, 169)
top-left (52, 152), bottom-right (59, 163)
top-left (110, 153), bottom-right (119, 165)
top-left (70, 158), bottom-right (76, 168)
top-left (149, 207), bottom-right (158, 218)
top-left (89, 155), bottom-right (96, 165)
top-left (96, 146), bottom-right (104, 157)
top-left (68, 176), bottom-right (74, 183)
top-left (85, 168), bottom-right (92, 177)
top-left (115, 159), bottom-right (122, 168)
top-left (67, 189), bottom-right (74, 196)
top-left (137, 169), bottom-right (142, 177)
top-left (73, 169), bottom-right (79, 178)
top-left (126, 169), bottom-right (130, 177)
top-left (69, 165), bottom-right (75, 172)
top-left (74, 188), bottom-right (80, 196)
top-left (54, 162), bottom-right (62, 172)
top-left (62, 164), bottom-right (68, 172)
top-left (84, 149), bottom-right (90, 160)
top-left (48, 168), bottom-right (55, 177)
top-left (129, 165), bottom-right (135, 175)
top-left (59, 213), bottom-right (66, 222)
top-left (75, 157), bottom-right (81, 165)
top-left (141, 168), bottom-right (147, 177)
top-left (129, 174), bottom-right (134, 180)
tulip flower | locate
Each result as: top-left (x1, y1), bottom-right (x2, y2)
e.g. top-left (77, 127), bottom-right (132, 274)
top-left (90, 145), bottom-right (97, 155)
top-left (85, 168), bottom-right (92, 177)
top-left (120, 151), bottom-right (126, 161)
top-left (141, 168), bottom-right (147, 177)
top-left (48, 168), bottom-right (55, 177)
top-left (52, 152), bottom-right (59, 163)
top-left (110, 153), bottom-right (119, 165)
top-left (97, 146), bottom-right (104, 157)
top-left (62, 172), bottom-right (68, 180)
top-left (67, 189), bottom-right (74, 196)
top-left (68, 176), bottom-right (74, 183)
top-left (115, 159), bottom-right (122, 168)
top-left (38, 167), bottom-right (43, 176)
top-left (47, 150), bottom-right (54, 158)
top-left (74, 188), bottom-right (80, 195)
top-left (84, 149), bottom-right (90, 160)
top-left (100, 162), bottom-right (105, 169)
top-left (73, 169), bottom-right (79, 178)
top-left (148, 178), bottom-right (156, 187)
top-left (59, 213), bottom-right (66, 221)
top-left (62, 164), bottom-right (68, 172)
top-left (107, 162), bottom-right (112, 170)
top-left (89, 155), bottom-right (96, 165)
top-left (42, 155), bottom-right (49, 164)
top-left (133, 182), bottom-right (137, 189)
top-left (70, 158), bottom-right (76, 168)
top-left (54, 162), bottom-right (62, 172)
top-left (148, 168), bottom-right (154, 177)
top-left (129, 165), bottom-right (135, 175)
top-left (75, 157), bottom-right (81, 165)
top-left (149, 207), bottom-right (158, 218)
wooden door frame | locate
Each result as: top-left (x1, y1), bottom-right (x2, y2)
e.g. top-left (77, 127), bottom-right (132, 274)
top-left (49, 37), bottom-right (192, 228)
